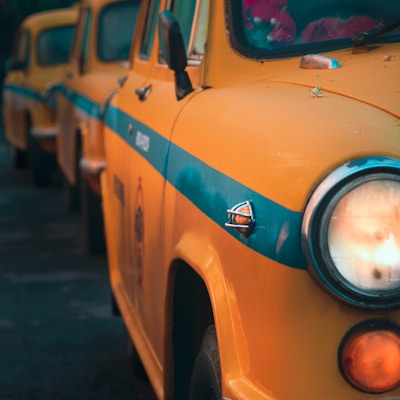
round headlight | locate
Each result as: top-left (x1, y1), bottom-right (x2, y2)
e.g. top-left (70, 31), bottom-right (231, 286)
top-left (302, 157), bottom-right (400, 309)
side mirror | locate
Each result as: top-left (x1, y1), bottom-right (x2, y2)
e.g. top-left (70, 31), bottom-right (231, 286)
top-left (158, 10), bottom-right (193, 100)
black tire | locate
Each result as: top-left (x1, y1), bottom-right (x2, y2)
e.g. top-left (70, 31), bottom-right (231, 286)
top-left (65, 145), bottom-right (81, 212)
top-left (111, 291), bottom-right (120, 317)
top-left (189, 326), bottom-right (222, 400)
top-left (28, 133), bottom-right (56, 188)
top-left (12, 146), bottom-right (28, 169)
top-left (125, 328), bottom-right (147, 379)
top-left (81, 177), bottom-right (106, 255)
top-left (65, 176), bottom-right (80, 212)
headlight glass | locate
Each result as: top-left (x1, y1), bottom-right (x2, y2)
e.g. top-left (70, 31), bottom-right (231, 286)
top-left (328, 179), bottom-right (400, 293)
top-left (302, 158), bottom-right (400, 309)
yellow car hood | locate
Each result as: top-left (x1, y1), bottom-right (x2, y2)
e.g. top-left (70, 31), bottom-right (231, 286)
top-left (270, 43), bottom-right (400, 118)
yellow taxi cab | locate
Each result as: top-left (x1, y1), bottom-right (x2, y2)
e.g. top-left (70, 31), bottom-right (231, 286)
top-left (54, 0), bottom-right (140, 254)
top-left (101, 0), bottom-right (400, 398)
top-left (2, 6), bottom-right (77, 187)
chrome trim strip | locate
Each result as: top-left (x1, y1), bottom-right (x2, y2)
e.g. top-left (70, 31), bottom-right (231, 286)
top-left (301, 156), bottom-right (400, 309)
top-left (30, 126), bottom-right (57, 139)
top-left (302, 156), bottom-right (400, 243)
top-left (79, 158), bottom-right (106, 176)
top-left (225, 200), bottom-right (255, 237)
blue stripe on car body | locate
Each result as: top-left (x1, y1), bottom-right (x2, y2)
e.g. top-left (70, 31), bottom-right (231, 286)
top-left (56, 85), bottom-right (102, 120)
top-left (105, 103), bottom-right (307, 270)
top-left (3, 84), bottom-right (44, 102)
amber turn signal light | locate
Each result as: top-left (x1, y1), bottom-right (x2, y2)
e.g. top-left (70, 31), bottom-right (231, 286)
top-left (339, 320), bottom-right (400, 393)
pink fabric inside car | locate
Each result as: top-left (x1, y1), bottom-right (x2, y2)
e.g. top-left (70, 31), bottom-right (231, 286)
top-left (302, 16), bottom-right (378, 42)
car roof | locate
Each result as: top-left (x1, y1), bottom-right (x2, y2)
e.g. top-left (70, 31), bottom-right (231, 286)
top-left (21, 6), bottom-right (78, 34)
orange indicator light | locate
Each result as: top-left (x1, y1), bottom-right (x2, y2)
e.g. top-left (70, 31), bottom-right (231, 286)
top-left (340, 324), bottom-right (400, 393)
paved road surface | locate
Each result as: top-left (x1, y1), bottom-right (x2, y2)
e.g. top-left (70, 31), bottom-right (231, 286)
top-left (0, 127), bottom-right (157, 400)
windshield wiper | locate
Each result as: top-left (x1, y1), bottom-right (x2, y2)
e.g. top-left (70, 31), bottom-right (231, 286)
top-left (352, 14), bottom-right (400, 50)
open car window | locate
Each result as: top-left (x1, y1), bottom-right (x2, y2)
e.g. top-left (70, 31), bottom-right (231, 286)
top-left (37, 25), bottom-right (74, 66)
top-left (139, 0), bottom-right (161, 59)
top-left (169, 0), bottom-right (208, 58)
top-left (230, 0), bottom-right (400, 59)
top-left (97, 1), bottom-right (140, 62)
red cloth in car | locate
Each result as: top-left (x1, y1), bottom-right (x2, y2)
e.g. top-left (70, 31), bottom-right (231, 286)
top-left (302, 16), bottom-right (377, 42)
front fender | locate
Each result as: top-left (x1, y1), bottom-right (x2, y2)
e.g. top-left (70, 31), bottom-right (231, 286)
top-left (169, 230), bottom-right (248, 379)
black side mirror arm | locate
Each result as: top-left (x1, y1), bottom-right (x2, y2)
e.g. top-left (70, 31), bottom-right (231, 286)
top-left (158, 10), bottom-right (193, 100)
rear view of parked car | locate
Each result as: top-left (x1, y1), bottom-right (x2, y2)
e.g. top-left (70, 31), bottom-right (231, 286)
top-left (2, 6), bottom-right (77, 187)
top-left (54, 0), bottom-right (140, 254)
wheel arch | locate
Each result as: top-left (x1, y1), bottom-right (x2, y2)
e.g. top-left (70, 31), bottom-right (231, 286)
top-left (165, 260), bottom-right (215, 400)
top-left (163, 239), bottom-right (242, 399)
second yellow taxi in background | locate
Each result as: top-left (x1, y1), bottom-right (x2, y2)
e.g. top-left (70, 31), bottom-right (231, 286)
top-left (2, 6), bottom-right (77, 186)
top-left (54, 0), bottom-right (140, 254)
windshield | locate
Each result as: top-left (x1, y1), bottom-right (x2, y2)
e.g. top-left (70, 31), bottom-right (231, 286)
top-left (97, 1), bottom-right (140, 62)
top-left (37, 25), bottom-right (74, 66)
top-left (231, 0), bottom-right (400, 58)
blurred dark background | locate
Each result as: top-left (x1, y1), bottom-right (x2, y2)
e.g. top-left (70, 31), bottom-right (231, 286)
top-left (0, 0), bottom-right (77, 106)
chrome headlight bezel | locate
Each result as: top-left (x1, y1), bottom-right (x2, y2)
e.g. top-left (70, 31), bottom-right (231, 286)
top-left (302, 157), bottom-right (400, 309)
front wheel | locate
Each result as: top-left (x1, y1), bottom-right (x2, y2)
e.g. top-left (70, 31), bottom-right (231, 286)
top-left (81, 177), bottom-right (106, 255)
top-left (65, 175), bottom-right (80, 212)
top-left (12, 146), bottom-right (28, 169)
top-left (65, 144), bottom-right (82, 212)
top-left (125, 327), bottom-right (147, 380)
top-left (28, 134), bottom-right (56, 187)
top-left (189, 325), bottom-right (222, 400)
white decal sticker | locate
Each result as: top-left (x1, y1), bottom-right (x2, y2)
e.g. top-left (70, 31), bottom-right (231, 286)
top-left (135, 131), bottom-right (150, 152)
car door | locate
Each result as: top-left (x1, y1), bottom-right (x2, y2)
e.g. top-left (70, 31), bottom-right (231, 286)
top-left (103, 0), bottom-right (160, 321)
top-left (105, 0), bottom-right (162, 323)
top-left (56, 5), bottom-right (91, 179)
top-left (105, 0), bottom-right (207, 363)
top-left (128, 0), bottom-right (209, 362)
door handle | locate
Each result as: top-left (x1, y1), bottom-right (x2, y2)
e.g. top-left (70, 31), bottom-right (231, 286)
top-left (135, 85), bottom-right (152, 101)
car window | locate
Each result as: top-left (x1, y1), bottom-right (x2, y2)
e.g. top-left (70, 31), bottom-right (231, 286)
top-left (37, 25), bottom-right (75, 66)
top-left (229, 0), bottom-right (400, 59)
top-left (97, 1), bottom-right (140, 62)
top-left (168, 0), bottom-right (208, 58)
top-left (139, 0), bottom-right (161, 59)
top-left (11, 28), bottom-right (30, 68)
top-left (189, 0), bottom-right (208, 57)
top-left (170, 0), bottom-right (196, 51)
